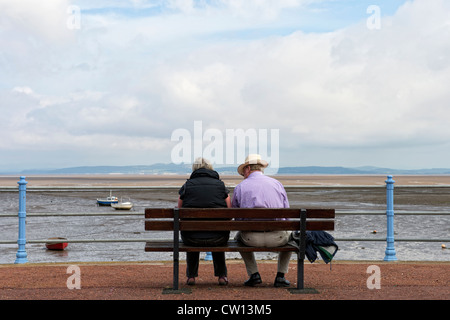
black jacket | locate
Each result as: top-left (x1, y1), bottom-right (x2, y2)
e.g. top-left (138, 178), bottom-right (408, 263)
top-left (179, 168), bottom-right (229, 239)
top-left (179, 168), bottom-right (229, 208)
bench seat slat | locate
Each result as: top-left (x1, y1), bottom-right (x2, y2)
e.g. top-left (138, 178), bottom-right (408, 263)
top-left (145, 240), bottom-right (298, 252)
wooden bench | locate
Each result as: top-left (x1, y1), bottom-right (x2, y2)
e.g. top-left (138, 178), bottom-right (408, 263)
top-left (144, 208), bottom-right (335, 293)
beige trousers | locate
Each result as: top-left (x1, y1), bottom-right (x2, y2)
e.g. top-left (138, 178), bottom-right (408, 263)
top-left (235, 231), bottom-right (292, 276)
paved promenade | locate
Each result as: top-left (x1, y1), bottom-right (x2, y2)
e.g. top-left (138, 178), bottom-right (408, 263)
top-left (1, 260), bottom-right (448, 301)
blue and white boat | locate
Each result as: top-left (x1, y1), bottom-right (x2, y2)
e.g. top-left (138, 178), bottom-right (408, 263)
top-left (96, 191), bottom-right (119, 206)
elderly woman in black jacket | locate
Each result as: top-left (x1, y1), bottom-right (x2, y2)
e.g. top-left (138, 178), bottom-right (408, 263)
top-left (177, 157), bottom-right (231, 286)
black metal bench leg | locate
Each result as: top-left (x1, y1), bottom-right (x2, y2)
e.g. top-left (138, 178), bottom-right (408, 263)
top-left (173, 208), bottom-right (180, 291)
top-left (298, 249), bottom-right (304, 290)
top-left (288, 209), bottom-right (319, 294)
top-left (173, 247), bottom-right (179, 290)
top-left (299, 208), bottom-right (306, 290)
top-left (163, 208), bottom-right (191, 294)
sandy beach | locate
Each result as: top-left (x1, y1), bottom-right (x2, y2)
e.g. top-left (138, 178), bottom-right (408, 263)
top-left (2, 174), bottom-right (450, 187)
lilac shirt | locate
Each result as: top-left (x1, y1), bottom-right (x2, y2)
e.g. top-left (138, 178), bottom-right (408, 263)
top-left (231, 171), bottom-right (289, 209)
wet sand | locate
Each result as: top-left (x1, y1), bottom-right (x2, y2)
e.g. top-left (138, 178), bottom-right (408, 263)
top-left (2, 174), bottom-right (450, 187)
top-left (1, 174), bottom-right (449, 263)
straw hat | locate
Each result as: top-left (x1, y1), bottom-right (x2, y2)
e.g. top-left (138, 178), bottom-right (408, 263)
top-left (237, 154), bottom-right (269, 176)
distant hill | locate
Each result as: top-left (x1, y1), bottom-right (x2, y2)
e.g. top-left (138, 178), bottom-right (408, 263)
top-left (278, 166), bottom-right (363, 174)
top-left (13, 164), bottom-right (450, 175)
top-left (18, 163), bottom-right (192, 175)
top-left (277, 166), bottom-right (450, 175)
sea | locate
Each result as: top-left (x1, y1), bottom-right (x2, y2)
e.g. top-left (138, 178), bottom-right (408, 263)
top-left (0, 186), bottom-right (449, 264)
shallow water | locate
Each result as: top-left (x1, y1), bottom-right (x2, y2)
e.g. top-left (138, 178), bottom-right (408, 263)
top-left (0, 187), bottom-right (449, 264)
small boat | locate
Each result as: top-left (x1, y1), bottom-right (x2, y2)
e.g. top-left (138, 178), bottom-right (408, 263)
top-left (111, 201), bottom-right (133, 210)
top-left (111, 198), bottom-right (133, 210)
top-left (97, 191), bottom-right (119, 206)
top-left (45, 237), bottom-right (68, 250)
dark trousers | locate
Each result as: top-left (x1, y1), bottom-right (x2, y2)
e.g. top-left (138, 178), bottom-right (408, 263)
top-left (181, 233), bottom-right (229, 278)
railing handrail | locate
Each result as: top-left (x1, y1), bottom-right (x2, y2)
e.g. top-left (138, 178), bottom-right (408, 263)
top-left (2, 210), bottom-right (450, 218)
top-left (2, 184), bottom-right (450, 192)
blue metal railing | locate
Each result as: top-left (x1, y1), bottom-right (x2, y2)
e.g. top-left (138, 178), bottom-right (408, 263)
top-left (15, 176), bottom-right (28, 264)
top-left (2, 175), bottom-right (449, 264)
top-left (384, 175), bottom-right (397, 261)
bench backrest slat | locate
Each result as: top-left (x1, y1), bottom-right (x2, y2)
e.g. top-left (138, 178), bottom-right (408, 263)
top-left (145, 208), bottom-right (335, 232)
top-left (144, 208), bottom-right (334, 219)
top-left (145, 220), bottom-right (334, 231)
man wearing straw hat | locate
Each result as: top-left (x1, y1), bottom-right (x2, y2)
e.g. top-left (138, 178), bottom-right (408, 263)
top-left (232, 154), bottom-right (292, 287)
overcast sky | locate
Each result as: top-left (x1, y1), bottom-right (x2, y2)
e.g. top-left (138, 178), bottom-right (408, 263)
top-left (1, 0), bottom-right (450, 172)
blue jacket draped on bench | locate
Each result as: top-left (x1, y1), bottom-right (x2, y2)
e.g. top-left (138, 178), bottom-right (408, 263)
top-left (288, 231), bottom-right (338, 264)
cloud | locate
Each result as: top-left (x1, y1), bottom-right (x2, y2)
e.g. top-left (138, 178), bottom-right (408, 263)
top-left (217, 0), bottom-right (306, 19)
top-left (0, 0), bottom-right (74, 42)
top-left (159, 0), bottom-right (450, 148)
top-left (1, 0), bottom-right (450, 169)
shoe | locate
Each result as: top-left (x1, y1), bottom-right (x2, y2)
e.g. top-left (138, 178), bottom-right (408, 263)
top-left (218, 276), bottom-right (228, 286)
top-left (244, 273), bottom-right (262, 287)
top-left (274, 276), bottom-right (290, 287)
top-left (186, 277), bottom-right (196, 285)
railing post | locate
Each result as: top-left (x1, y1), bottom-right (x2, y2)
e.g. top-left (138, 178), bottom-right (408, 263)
top-left (384, 175), bottom-right (398, 261)
top-left (15, 176), bottom-right (28, 264)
